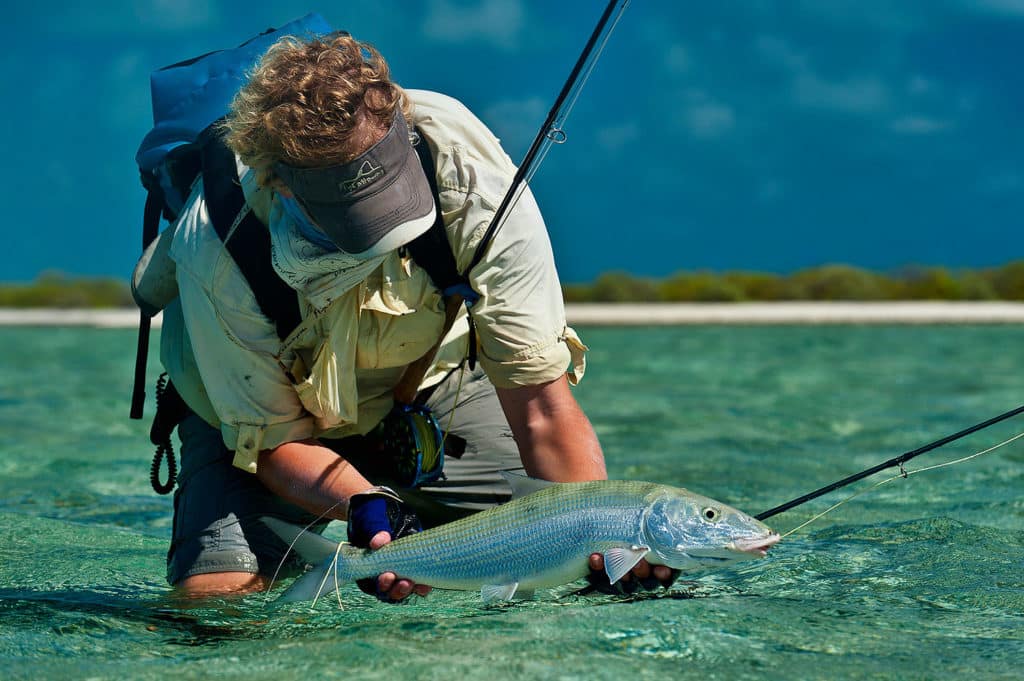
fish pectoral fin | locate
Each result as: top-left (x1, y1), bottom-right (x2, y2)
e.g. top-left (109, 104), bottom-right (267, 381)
top-left (603, 545), bottom-right (650, 584)
top-left (481, 582), bottom-right (519, 603)
top-left (261, 516), bottom-right (339, 564)
top-left (499, 471), bottom-right (559, 499)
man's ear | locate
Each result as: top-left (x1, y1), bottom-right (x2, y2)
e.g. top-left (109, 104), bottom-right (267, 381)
top-left (256, 168), bottom-right (292, 196)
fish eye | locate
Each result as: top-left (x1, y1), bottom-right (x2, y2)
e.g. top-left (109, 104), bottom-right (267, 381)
top-left (702, 507), bottom-right (720, 523)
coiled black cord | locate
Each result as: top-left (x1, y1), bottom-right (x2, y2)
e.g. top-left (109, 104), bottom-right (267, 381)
top-left (150, 373), bottom-right (178, 494)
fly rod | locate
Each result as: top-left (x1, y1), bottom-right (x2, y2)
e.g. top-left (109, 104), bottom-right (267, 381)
top-left (463, 0), bottom-right (630, 275)
top-left (755, 403), bottom-right (1024, 520)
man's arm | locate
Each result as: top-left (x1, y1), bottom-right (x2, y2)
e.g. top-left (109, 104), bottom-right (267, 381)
top-left (256, 440), bottom-right (371, 521)
top-left (256, 441), bottom-right (430, 600)
top-left (496, 375), bottom-right (675, 588)
top-left (495, 375), bottom-right (606, 481)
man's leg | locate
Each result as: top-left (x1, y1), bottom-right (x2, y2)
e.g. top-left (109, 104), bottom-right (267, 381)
top-left (167, 413), bottom-right (325, 596)
top-left (402, 364), bottom-right (522, 526)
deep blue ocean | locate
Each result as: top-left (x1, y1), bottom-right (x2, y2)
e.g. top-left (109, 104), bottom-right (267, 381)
top-left (1, 323), bottom-right (1022, 680)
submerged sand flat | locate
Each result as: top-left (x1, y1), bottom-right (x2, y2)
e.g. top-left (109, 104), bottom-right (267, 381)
top-left (3, 302), bottom-right (1024, 327)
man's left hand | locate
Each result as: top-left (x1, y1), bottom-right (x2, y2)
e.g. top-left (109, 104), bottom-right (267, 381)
top-left (368, 531), bottom-right (432, 601)
top-left (586, 554), bottom-right (680, 595)
top-left (347, 487), bottom-right (431, 602)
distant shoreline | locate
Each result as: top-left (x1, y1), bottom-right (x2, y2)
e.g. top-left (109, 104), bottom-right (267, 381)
top-left (4, 302), bottom-right (1024, 327)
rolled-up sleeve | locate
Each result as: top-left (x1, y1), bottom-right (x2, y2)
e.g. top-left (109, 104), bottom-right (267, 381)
top-left (426, 112), bottom-right (586, 389)
top-left (169, 182), bottom-right (314, 472)
top-left (462, 186), bottom-right (579, 388)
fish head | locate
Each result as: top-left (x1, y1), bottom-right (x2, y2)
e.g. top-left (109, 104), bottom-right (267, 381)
top-left (640, 488), bottom-right (780, 571)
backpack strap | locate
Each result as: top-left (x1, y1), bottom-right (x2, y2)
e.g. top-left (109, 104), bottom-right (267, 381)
top-left (197, 125), bottom-right (303, 341)
top-left (405, 134), bottom-right (478, 305)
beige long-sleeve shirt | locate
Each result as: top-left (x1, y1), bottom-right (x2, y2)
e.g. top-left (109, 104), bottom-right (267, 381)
top-left (165, 90), bottom-right (586, 473)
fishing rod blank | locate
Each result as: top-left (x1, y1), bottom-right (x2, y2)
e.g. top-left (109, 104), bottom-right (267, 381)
top-left (755, 403), bottom-right (1024, 521)
top-left (463, 0), bottom-right (630, 276)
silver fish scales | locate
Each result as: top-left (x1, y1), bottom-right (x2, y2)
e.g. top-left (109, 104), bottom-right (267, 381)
top-left (265, 477), bottom-right (780, 604)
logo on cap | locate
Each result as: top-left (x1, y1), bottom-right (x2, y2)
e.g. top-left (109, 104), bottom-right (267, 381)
top-left (340, 159), bottom-right (385, 193)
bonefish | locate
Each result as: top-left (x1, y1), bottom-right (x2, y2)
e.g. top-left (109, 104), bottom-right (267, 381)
top-left (264, 475), bottom-right (780, 604)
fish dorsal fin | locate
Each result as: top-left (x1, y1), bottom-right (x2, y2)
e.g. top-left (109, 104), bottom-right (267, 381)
top-left (481, 582), bottom-right (519, 603)
top-left (603, 545), bottom-right (650, 584)
top-left (261, 516), bottom-right (339, 564)
top-left (500, 470), bottom-right (558, 499)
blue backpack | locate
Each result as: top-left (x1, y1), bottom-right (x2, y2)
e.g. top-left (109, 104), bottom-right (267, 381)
top-left (130, 14), bottom-right (333, 424)
top-left (136, 13), bottom-right (332, 223)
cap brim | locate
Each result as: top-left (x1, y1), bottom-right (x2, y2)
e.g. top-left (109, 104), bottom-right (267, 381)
top-left (274, 115), bottom-right (436, 259)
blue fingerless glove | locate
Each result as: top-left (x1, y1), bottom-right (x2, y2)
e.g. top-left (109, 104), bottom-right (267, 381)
top-left (347, 496), bottom-right (394, 547)
top-left (347, 486), bottom-right (422, 602)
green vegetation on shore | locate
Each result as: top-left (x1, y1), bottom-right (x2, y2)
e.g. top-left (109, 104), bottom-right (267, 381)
top-left (4, 263), bottom-right (1024, 308)
top-left (0, 272), bottom-right (134, 308)
top-left (564, 262), bottom-right (1024, 303)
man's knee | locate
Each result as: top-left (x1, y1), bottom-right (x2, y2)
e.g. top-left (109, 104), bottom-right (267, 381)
top-left (173, 571), bottom-right (272, 598)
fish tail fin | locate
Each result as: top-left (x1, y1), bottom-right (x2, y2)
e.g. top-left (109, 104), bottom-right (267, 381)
top-left (276, 553), bottom-right (347, 605)
top-left (260, 516), bottom-right (351, 606)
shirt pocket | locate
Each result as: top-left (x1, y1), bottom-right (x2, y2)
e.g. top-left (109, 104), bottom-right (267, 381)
top-left (355, 256), bottom-right (446, 369)
top-left (292, 337), bottom-right (359, 429)
top-left (290, 292), bottom-right (361, 429)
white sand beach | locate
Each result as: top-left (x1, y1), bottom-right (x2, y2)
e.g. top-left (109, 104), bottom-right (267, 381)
top-left (4, 301), bottom-right (1024, 327)
top-left (563, 301), bottom-right (1024, 325)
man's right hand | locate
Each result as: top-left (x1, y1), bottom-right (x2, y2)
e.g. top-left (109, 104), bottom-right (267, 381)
top-left (366, 530), bottom-right (432, 601)
top-left (347, 487), bottom-right (431, 602)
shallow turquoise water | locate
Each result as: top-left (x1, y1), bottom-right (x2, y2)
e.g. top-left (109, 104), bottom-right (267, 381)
top-left (1, 324), bottom-right (1022, 680)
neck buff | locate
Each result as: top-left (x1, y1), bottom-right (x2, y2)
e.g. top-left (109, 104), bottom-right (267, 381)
top-left (268, 194), bottom-right (387, 313)
top-left (278, 195), bottom-right (341, 252)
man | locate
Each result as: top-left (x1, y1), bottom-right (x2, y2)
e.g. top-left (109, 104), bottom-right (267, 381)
top-left (159, 32), bottom-right (673, 601)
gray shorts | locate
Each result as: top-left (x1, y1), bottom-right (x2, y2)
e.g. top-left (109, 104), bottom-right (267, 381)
top-left (166, 364), bottom-right (521, 585)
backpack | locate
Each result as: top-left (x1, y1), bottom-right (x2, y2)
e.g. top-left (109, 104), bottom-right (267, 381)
top-left (137, 13), bottom-right (332, 225)
top-left (130, 13), bottom-right (332, 421)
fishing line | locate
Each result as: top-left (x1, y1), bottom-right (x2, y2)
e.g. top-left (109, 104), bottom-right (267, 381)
top-left (441, 360), bottom-right (469, 448)
top-left (756, 403), bottom-right (1024, 520)
top-left (264, 499), bottom-right (345, 601)
top-left (775, 429), bottom-right (1024, 539)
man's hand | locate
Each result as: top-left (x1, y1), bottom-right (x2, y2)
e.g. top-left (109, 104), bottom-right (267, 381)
top-left (347, 487), bottom-right (431, 603)
top-left (368, 531), bottom-right (431, 601)
top-left (586, 554), bottom-right (680, 595)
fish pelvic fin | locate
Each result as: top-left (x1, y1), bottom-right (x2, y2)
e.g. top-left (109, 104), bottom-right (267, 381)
top-left (499, 470), bottom-right (559, 499)
top-left (604, 545), bottom-right (650, 584)
top-left (481, 582), bottom-right (519, 603)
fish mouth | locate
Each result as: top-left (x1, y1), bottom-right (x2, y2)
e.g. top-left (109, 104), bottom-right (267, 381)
top-left (727, 533), bottom-right (781, 557)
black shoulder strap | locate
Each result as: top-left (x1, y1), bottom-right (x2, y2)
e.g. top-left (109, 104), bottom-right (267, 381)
top-left (405, 133), bottom-right (469, 297)
top-left (198, 126), bottom-right (302, 341)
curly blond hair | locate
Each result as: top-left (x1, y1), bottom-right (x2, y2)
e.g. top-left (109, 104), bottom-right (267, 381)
top-left (223, 32), bottom-right (413, 174)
